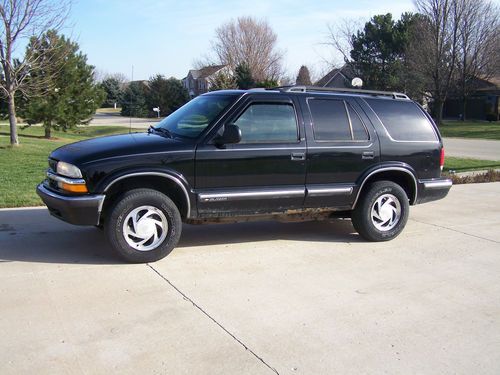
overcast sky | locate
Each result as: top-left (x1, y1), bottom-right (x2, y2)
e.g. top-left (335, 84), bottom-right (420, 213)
top-left (69, 0), bottom-right (417, 81)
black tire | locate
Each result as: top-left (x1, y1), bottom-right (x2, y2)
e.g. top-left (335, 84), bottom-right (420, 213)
top-left (105, 188), bottom-right (182, 263)
top-left (351, 181), bottom-right (409, 242)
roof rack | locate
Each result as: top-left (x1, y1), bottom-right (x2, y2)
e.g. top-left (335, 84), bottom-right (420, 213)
top-left (272, 85), bottom-right (410, 100)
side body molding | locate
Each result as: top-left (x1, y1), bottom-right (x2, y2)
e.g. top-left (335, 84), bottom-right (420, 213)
top-left (352, 166), bottom-right (418, 208)
top-left (102, 172), bottom-right (192, 218)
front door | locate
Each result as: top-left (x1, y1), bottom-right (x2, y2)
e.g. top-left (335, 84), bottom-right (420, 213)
top-left (195, 95), bottom-right (306, 217)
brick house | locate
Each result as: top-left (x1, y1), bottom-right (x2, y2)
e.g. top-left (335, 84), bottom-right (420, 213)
top-left (443, 76), bottom-right (500, 121)
top-left (182, 65), bottom-right (229, 98)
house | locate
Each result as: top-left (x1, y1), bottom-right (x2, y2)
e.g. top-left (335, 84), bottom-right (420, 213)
top-left (443, 76), bottom-right (500, 121)
top-left (182, 65), bottom-right (229, 98)
top-left (315, 65), bottom-right (356, 88)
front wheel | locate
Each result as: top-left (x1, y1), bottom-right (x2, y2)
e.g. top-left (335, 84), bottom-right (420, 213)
top-left (351, 181), bottom-right (409, 242)
top-left (105, 189), bottom-right (182, 263)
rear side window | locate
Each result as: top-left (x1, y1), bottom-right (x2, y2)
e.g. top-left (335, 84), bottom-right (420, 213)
top-left (366, 99), bottom-right (437, 142)
top-left (308, 99), bottom-right (368, 141)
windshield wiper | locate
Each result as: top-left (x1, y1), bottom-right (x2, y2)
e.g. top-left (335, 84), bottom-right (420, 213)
top-left (148, 125), bottom-right (173, 138)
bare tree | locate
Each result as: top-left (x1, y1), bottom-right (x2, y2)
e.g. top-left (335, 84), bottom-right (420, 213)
top-left (211, 16), bottom-right (284, 82)
top-left (325, 18), bottom-right (363, 66)
top-left (456, 0), bottom-right (499, 120)
top-left (410, 0), bottom-right (464, 125)
top-left (0, 0), bottom-right (70, 145)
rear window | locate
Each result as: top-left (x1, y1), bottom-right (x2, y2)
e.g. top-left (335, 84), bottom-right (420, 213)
top-left (365, 99), bottom-right (437, 142)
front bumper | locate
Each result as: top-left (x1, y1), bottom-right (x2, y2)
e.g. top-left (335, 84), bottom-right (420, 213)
top-left (416, 178), bottom-right (452, 204)
top-left (36, 183), bottom-right (105, 226)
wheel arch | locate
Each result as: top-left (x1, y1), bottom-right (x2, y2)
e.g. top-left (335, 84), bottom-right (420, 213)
top-left (353, 166), bottom-right (418, 208)
top-left (100, 172), bottom-right (192, 222)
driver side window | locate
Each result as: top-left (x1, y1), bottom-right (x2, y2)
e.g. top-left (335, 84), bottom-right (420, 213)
top-left (232, 103), bottom-right (298, 144)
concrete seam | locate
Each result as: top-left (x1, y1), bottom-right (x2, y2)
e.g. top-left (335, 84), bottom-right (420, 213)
top-left (147, 263), bottom-right (280, 375)
top-left (410, 218), bottom-right (500, 244)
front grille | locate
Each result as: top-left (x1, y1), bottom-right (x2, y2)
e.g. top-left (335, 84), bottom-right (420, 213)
top-left (48, 178), bottom-right (59, 190)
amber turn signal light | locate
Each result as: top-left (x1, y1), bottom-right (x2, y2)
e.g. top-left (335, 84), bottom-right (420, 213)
top-left (59, 182), bottom-right (88, 193)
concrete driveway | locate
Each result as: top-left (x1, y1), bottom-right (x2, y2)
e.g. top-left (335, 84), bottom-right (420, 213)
top-left (1, 183), bottom-right (499, 374)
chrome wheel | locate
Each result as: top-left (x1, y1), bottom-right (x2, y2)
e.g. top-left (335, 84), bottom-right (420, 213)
top-left (122, 205), bottom-right (168, 251)
top-left (370, 194), bottom-right (401, 232)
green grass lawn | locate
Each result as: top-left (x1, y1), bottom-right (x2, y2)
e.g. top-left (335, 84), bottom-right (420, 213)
top-left (95, 107), bottom-right (122, 114)
top-left (439, 120), bottom-right (500, 140)
top-left (0, 125), bottom-right (140, 207)
top-left (444, 156), bottom-right (500, 172)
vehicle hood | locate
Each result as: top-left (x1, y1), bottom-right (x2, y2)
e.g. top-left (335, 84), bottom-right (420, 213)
top-left (50, 132), bottom-right (192, 166)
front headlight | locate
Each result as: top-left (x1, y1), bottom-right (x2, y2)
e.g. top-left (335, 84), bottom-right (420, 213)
top-left (56, 161), bottom-right (83, 178)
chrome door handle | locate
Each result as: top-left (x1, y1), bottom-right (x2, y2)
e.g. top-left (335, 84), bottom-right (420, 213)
top-left (362, 151), bottom-right (374, 160)
top-left (291, 152), bottom-right (306, 161)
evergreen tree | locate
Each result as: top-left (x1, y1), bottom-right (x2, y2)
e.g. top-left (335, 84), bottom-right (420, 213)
top-left (100, 77), bottom-right (124, 108)
top-left (350, 13), bottom-right (418, 92)
top-left (145, 75), bottom-right (189, 117)
top-left (254, 79), bottom-right (279, 88)
top-left (208, 72), bottom-right (238, 91)
top-left (22, 30), bottom-right (105, 138)
top-left (235, 63), bottom-right (255, 89)
top-left (296, 65), bottom-right (312, 85)
top-left (120, 81), bottom-right (148, 117)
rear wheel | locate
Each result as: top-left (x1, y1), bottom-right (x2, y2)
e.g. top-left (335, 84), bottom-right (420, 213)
top-left (352, 181), bottom-right (409, 242)
top-left (105, 188), bottom-right (182, 263)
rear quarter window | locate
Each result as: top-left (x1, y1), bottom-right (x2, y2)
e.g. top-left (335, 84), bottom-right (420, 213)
top-left (365, 99), bottom-right (437, 142)
top-left (308, 98), bottom-right (369, 141)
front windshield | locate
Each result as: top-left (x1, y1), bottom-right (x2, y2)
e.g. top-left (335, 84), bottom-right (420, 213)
top-left (155, 94), bottom-right (236, 138)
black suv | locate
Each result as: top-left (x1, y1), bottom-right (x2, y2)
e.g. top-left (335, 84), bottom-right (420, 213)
top-left (37, 86), bottom-right (452, 262)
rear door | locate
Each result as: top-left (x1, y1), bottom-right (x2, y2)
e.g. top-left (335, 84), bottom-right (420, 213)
top-left (195, 94), bottom-right (307, 216)
top-left (300, 95), bottom-right (380, 209)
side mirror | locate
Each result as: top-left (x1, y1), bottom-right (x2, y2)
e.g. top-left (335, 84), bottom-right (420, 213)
top-left (215, 124), bottom-right (241, 146)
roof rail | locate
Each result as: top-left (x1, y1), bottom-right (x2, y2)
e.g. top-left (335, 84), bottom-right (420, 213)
top-left (272, 85), bottom-right (410, 100)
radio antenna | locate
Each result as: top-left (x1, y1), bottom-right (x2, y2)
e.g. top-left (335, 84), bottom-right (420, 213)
top-left (129, 65), bottom-right (133, 134)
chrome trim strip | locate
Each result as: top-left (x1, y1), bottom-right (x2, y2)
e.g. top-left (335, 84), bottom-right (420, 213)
top-left (352, 167), bottom-right (418, 208)
top-left (103, 172), bottom-right (192, 218)
top-left (197, 147), bottom-right (304, 152)
top-left (423, 179), bottom-right (452, 190)
top-left (47, 171), bottom-right (86, 185)
top-left (198, 188), bottom-right (305, 202)
top-left (343, 100), bottom-right (354, 140)
top-left (308, 143), bottom-right (373, 149)
top-left (307, 186), bottom-right (353, 197)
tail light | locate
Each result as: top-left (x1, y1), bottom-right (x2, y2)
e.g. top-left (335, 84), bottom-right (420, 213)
top-left (440, 148), bottom-right (445, 171)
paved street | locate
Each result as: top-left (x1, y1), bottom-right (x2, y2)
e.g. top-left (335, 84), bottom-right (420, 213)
top-left (90, 111), bottom-right (159, 128)
top-left (1, 183), bottom-right (499, 374)
top-left (443, 137), bottom-right (500, 161)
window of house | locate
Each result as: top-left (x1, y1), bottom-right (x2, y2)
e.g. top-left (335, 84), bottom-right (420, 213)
top-left (233, 103), bottom-right (298, 144)
top-left (308, 99), bottom-right (368, 141)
